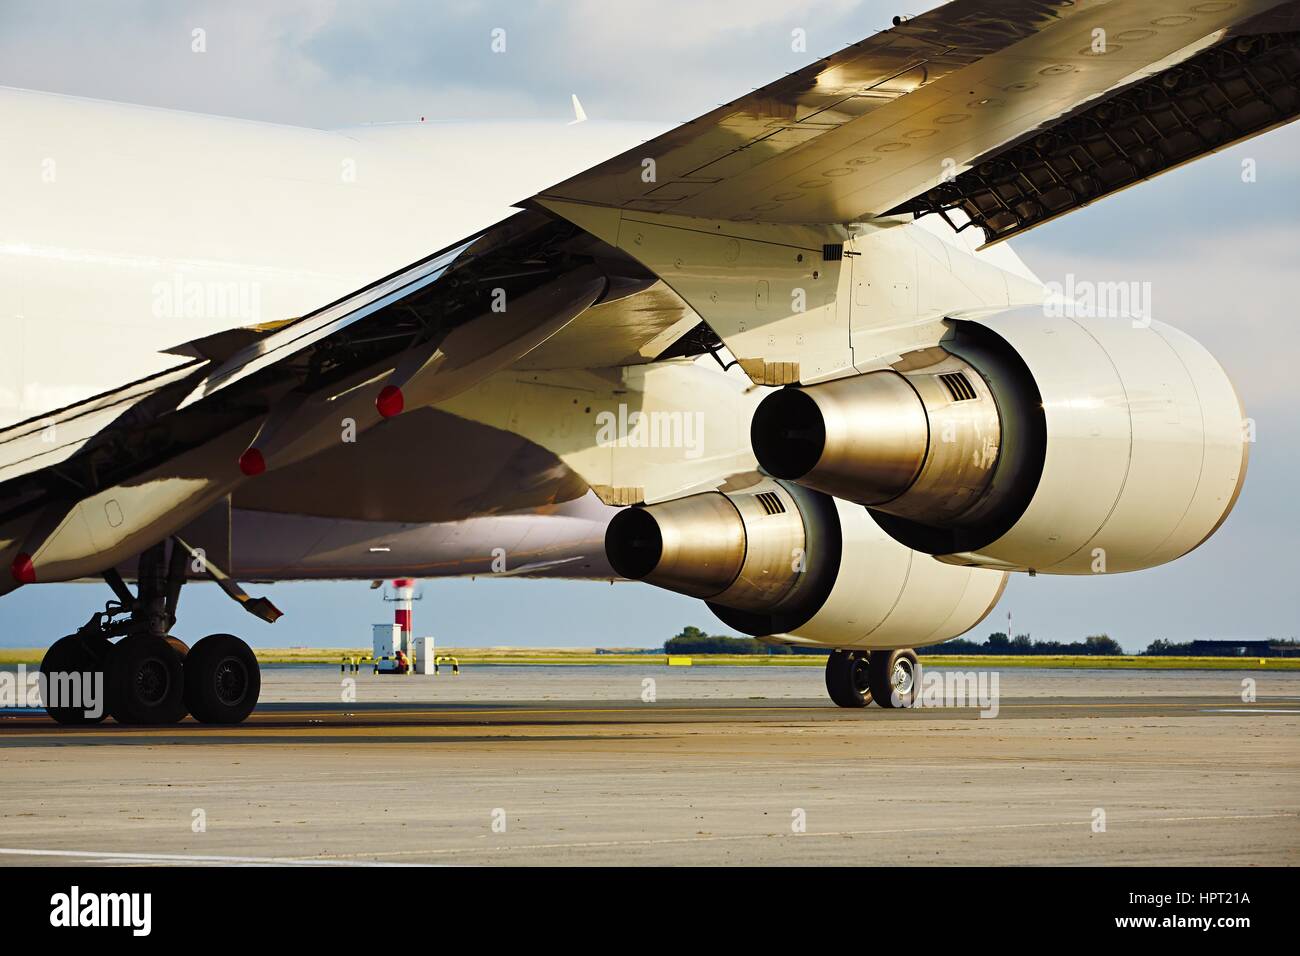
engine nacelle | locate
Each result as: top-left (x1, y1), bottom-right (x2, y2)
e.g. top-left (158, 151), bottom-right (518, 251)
top-left (751, 313), bottom-right (1248, 574)
top-left (604, 478), bottom-right (1007, 650)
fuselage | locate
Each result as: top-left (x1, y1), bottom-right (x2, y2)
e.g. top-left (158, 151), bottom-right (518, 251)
top-left (0, 86), bottom-right (667, 427)
top-left (229, 492), bottom-right (616, 581)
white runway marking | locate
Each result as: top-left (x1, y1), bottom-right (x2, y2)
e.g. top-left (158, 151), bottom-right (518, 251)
top-left (1199, 708), bottom-right (1300, 714)
top-left (6, 813), bottom-right (1293, 866)
top-left (0, 847), bottom-right (424, 867)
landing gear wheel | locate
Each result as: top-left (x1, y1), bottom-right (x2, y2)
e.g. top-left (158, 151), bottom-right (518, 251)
top-left (868, 648), bottom-right (920, 708)
top-left (184, 634), bottom-right (260, 725)
top-left (825, 649), bottom-right (873, 708)
top-left (39, 634), bottom-right (110, 725)
top-left (106, 635), bottom-right (188, 725)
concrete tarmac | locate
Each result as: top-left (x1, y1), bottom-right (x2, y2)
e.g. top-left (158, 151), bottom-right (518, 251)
top-left (0, 665), bottom-right (1296, 866)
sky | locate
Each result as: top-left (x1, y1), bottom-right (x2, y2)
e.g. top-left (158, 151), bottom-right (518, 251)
top-left (0, 0), bottom-right (1296, 651)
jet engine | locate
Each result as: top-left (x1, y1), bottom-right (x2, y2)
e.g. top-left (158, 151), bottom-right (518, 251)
top-left (604, 477), bottom-right (1007, 649)
top-left (751, 312), bottom-right (1247, 574)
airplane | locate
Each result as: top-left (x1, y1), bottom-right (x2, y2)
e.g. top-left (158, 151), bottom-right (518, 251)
top-left (2, 0), bottom-right (1295, 725)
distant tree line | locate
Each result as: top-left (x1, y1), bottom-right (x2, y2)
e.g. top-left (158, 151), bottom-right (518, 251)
top-left (916, 631), bottom-right (1123, 655)
top-left (664, 627), bottom-right (1124, 655)
top-left (1143, 638), bottom-right (1298, 657)
top-left (664, 627), bottom-right (1296, 657)
top-left (664, 626), bottom-right (825, 655)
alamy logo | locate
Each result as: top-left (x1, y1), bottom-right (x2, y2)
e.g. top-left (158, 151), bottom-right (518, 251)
top-left (910, 668), bottom-right (1001, 718)
top-left (595, 404), bottom-right (705, 460)
top-left (50, 886), bottom-right (151, 936)
top-left (151, 273), bottom-right (263, 322)
top-left (1042, 273), bottom-right (1153, 327)
top-left (0, 665), bottom-right (102, 719)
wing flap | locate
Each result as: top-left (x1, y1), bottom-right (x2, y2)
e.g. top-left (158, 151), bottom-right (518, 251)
top-left (0, 363), bottom-right (202, 485)
top-left (176, 239), bottom-right (475, 409)
top-left (891, 16), bottom-right (1300, 243)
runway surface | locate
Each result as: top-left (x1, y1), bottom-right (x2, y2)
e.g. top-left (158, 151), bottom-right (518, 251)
top-left (1, 665), bottom-right (1297, 865)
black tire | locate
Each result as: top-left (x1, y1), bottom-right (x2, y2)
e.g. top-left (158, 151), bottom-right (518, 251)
top-left (184, 634), bottom-right (260, 725)
top-left (39, 634), bottom-right (110, 725)
top-left (868, 648), bottom-right (920, 708)
top-left (825, 649), bottom-right (873, 708)
top-left (106, 635), bottom-right (188, 725)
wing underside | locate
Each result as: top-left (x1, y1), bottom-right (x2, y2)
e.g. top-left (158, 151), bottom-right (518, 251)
top-left (533, 0), bottom-right (1300, 242)
top-left (890, 9), bottom-right (1300, 243)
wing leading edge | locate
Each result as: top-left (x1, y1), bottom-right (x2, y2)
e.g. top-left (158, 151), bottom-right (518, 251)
top-left (532, 0), bottom-right (1300, 239)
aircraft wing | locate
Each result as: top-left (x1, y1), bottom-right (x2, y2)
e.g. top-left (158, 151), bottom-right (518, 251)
top-left (0, 239), bottom-right (478, 487)
top-left (6, 0), bottom-right (1299, 584)
top-left (175, 240), bottom-right (474, 410)
top-left (534, 0), bottom-right (1300, 243)
top-left (0, 362), bottom-right (204, 487)
top-left (11, 0), bottom-right (1297, 494)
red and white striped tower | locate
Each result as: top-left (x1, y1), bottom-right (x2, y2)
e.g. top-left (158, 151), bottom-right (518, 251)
top-left (392, 578), bottom-right (416, 658)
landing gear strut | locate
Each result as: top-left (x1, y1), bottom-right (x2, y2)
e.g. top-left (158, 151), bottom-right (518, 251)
top-left (38, 539), bottom-right (264, 725)
top-left (824, 648), bottom-right (920, 709)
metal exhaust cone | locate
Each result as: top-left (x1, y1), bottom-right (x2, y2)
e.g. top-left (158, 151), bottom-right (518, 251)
top-left (605, 494), bottom-right (746, 599)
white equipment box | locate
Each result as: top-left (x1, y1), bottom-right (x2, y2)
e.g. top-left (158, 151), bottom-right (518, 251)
top-left (418, 636), bottom-right (436, 675)
top-left (373, 622), bottom-right (401, 660)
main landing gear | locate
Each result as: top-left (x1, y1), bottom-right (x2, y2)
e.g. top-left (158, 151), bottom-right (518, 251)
top-left (38, 539), bottom-right (264, 726)
top-left (824, 647), bottom-right (920, 709)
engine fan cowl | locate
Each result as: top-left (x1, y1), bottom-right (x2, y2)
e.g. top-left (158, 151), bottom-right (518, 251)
top-left (751, 312), bottom-right (1248, 575)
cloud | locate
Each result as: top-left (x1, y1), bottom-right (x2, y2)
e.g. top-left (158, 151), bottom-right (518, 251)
top-left (1017, 224), bottom-right (1300, 411)
top-left (0, 0), bottom-right (924, 127)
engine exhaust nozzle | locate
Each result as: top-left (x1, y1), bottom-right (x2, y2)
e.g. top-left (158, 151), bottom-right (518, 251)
top-left (751, 372), bottom-right (929, 506)
top-left (604, 483), bottom-right (812, 613)
top-left (604, 493), bottom-right (746, 599)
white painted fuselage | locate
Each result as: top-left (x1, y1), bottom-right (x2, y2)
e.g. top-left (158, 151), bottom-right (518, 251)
top-left (0, 86), bottom-right (667, 427)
